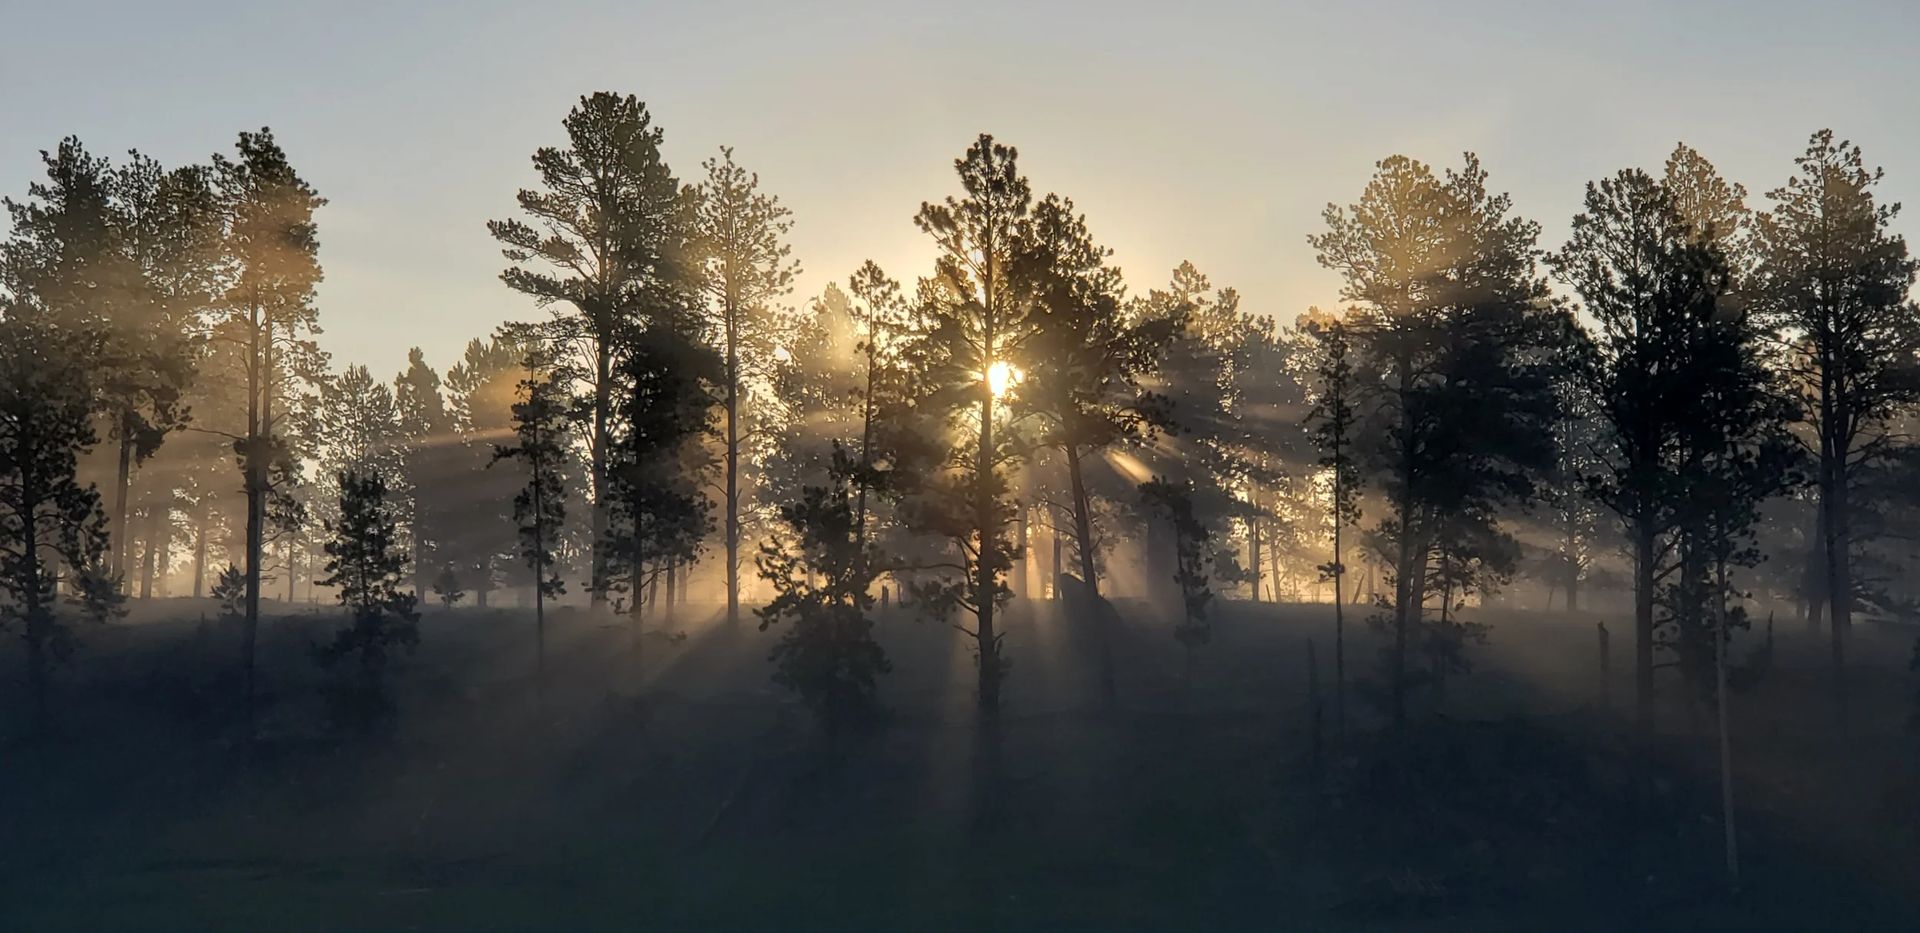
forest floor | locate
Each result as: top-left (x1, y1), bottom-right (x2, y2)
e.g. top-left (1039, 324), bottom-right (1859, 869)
top-left (1, 593), bottom-right (1917, 931)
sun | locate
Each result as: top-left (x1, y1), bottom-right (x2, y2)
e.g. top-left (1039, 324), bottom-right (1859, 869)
top-left (987, 360), bottom-right (1021, 398)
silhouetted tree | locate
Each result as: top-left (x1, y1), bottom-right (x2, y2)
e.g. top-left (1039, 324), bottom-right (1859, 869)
top-left (491, 357), bottom-right (569, 680)
top-left (1304, 311), bottom-right (1360, 735)
top-left (757, 446), bottom-right (892, 745)
top-left (213, 127), bottom-right (326, 731)
top-left (315, 468), bottom-right (419, 727)
top-left (432, 564), bottom-right (465, 609)
top-left (1752, 130), bottom-right (1920, 727)
top-left (211, 562), bottom-right (246, 620)
top-left (104, 153), bottom-right (220, 583)
top-left (0, 317), bottom-right (124, 733)
top-left (605, 326), bottom-right (716, 667)
top-left (0, 140), bottom-right (217, 589)
top-left (488, 92), bottom-right (695, 609)
top-left (394, 346), bottom-right (451, 597)
top-left (1554, 167), bottom-right (1722, 733)
top-left (1021, 194), bottom-right (1175, 704)
top-left (1310, 153), bottom-right (1562, 728)
top-left (1023, 194), bottom-right (1173, 592)
top-left (446, 333), bottom-right (537, 605)
top-left (692, 146), bottom-right (799, 625)
top-left (1140, 477), bottom-right (1212, 694)
top-left (899, 135), bottom-right (1041, 715)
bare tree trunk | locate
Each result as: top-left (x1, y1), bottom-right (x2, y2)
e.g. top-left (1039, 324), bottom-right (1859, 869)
top-left (1391, 529), bottom-right (1421, 731)
top-left (1249, 512), bottom-right (1263, 603)
top-left (242, 303), bottom-right (268, 734)
top-left (1597, 620), bottom-right (1611, 710)
top-left (111, 418), bottom-right (134, 586)
top-left (1805, 509), bottom-right (1827, 632)
top-left (1064, 444), bottom-right (1111, 708)
top-left (1634, 522), bottom-right (1656, 737)
top-left (1015, 499), bottom-right (1029, 600)
top-left (1049, 513), bottom-right (1063, 600)
top-left (139, 503), bottom-right (163, 600)
top-left (191, 514), bottom-right (209, 600)
top-left (1333, 496), bottom-right (1346, 740)
top-left (1823, 464), bottom-right (1852, 730)
top-left (1268, 536), bottom-right (1281, 603)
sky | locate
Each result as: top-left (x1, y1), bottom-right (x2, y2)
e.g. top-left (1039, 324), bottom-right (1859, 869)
top-left (4, 0), bottom-right (1919, 380)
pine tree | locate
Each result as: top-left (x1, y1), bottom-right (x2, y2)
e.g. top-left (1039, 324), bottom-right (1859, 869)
top-left (488, 92), bottom-right (695, 609)
top-left (1310, 153), bottom-right (1563, 728)
top-left (1023, 195), bottom-right (1176, 594)
top-left (1553, 162), bottom-right (1798, 735)
top-left (0, 317), bottom-right (125, 733)
top-left (103, 152), bottom-right (220, 586)
top-left (1019, 194), bottom-right (1178, 705)
top-left (757, 446), bottom-right (892, 745)
top-left (315, 469), bottom-right (419, 727)
top-left (491, 356), bottom-right (570, 682)
top-left (394, 346), bottom-right (451, 598)
top-left (1751, 131), bottom-right (1920, 727)
top-left (432, 564), bottom-right (465, 610)
top-left (1139, 477), bottom-right (1213, 695)
top-left (1303, 311), bottom-right (1360, 736)
top-left (900, 135), bottom-right (1042, 715)
top-left (692, 146), bottom-right (799, 625)
top-left (605, 326), bottom-right (717, 667)
top-left (0, 140), bottom-right (217, 589)
top-left (214, 127), bottom-right (326, 730)
top-left (446, 333), bottom-right (537, 605)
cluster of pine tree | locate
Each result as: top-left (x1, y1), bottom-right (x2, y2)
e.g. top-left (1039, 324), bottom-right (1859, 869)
top-left (3, 91), bottom-right (1917, 745)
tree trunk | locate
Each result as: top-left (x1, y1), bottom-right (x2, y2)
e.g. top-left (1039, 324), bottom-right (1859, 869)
top-left (1333, 499), bottom-right (1347, 740)
top-left (23, 482), bottom-right (49, 735)
top-left (191, 514), bottom-right (208, 600)
top-left (1824, 466), bottom-right (1851, 729)
top-left (1015, 500), bottom-right (1029, 600)
top-left (976, 386), bottom-right (999, 713)
top-left (1249, 512), bottom-right (1263, 603)
top-left (589, 340), bottom-right (611, 610)
top-left (139, 503), bottom-right (162, 600)
top-left (1805, 509), bottom-right (1827, 632)
top-left (724, 293), bottom-right (742, 626)
top-left (1064, 444), bottom-right (1111, 709)
top-left (1268, 527), bottom-right (1282, 602)
top-left (1049, 514), bottom-right (1063, 599)
top-left (111, 419), bottom-right (133, 586)
top-left (1390, 527), bottom-right (1421, 731)
top-left (976, 261), bottom-right (1000, 715)
top-left (242, 301), bottom-right (268, 734)
top-left (1634, 521), bottom-right (1656, 737)
top-left (1714, 556), bottom-right (1740, 890)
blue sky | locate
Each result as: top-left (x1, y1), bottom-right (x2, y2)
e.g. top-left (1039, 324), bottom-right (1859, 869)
top-left (4, 0), bottom-right (1917, 379)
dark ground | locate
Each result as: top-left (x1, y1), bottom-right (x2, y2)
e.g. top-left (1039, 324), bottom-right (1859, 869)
top-left (2, 590), bottom-right (1917, 931)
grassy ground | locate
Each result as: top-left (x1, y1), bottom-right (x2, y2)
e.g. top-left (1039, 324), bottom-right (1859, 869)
top-left (1, 595), bottom-right (1916, 931)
